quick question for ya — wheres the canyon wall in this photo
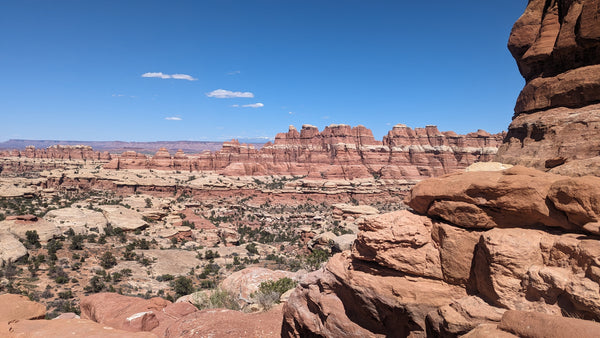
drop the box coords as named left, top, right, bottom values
left=497, top=0, right=600, bottom=174
left=0, top=145, right=111, bottom=161
left=103, top=124, right=504, bottom=180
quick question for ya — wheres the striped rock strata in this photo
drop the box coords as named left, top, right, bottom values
left=105, top=124, right=504, bottom=180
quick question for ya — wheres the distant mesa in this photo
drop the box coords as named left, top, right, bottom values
left=0, top=139, right=265, bottom=154
left=99, top=123, right=504, bottom=180
left=0, top=144, right=111, bottom=161
left=0, top=124, right=504, bottom=180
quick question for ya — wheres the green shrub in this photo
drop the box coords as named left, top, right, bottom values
left=303, top=248, right=330, bottom=271
left=173, top=276, right=194, bottom=298
left=258, top=277, right=297, bottom=296
left=246, top=243, right=258, bottom=255
left=69, top=234, right=85, bottom=250
left=252, top=277, right=297, bottom=309
left=85, top=276, right=105, bottom=293
left=25, top=230, right=41, bottom=248
left=192, top=288, right=240, bottom=311
left=156, top=274, right=175, bottom=282
left=100, top=252, right=117, bottom=269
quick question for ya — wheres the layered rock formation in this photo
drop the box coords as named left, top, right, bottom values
left=282, top=166, right=600, bottom=336
left=104, top=124, right=503, bottom=180
left=497, top=0, right=600, bottom=172
left=0, top=145, right=111, bottom=161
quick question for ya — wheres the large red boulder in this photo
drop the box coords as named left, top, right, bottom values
left=80, top=293, right=197, bottom=335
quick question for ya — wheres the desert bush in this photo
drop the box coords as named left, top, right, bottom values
left=25, top=230, right=41, bottom=248
left=204, top=249, right=220, bottom=259
left=181, top=220, right=195, bottom=229
left=85, top=276, right=105, bottom=293
left=156, top=274, right=175, bottom=282
left=192, top=288, right=240, bottom=311
left=303, top=248, right=330, bottom=271
left=246, top=243, right=259, bottom=255
left=69, top=234, right=85, bottom=250
left=46, top=239, right=63, bottom=262
left=253, top=290, right=280, bottom=310
left=173, top=276, right=194, bottom=298
left=251, top=277, right=297, bottom=310
left=100, top=252, right=117, bottom=269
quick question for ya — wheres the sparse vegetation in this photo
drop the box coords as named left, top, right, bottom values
left=191, top=288, right=240, bottom=311
left=0, top=157, right=407, bottom=317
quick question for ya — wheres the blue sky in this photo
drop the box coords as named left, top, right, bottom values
left=1, top=1, right=526, bottom=142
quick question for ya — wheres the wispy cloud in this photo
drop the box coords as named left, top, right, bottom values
left=142, top=72, right=197, bottom=81
left=288, top=111, right=294, bottom=115
left=243, top=103, right=264, bottom=108
left=165, top=117, right=182, bottom=121
left=232, top=103, right=264, bottom=108
left=206, top=89, right=254, bottom=98
left=112, top=94, right=136, bottom=98
left=227, top=70, right=241, bottom=75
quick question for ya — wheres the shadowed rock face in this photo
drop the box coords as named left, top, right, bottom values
left=498, top=0, right=600, bottom=173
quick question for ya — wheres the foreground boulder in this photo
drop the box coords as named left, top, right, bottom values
left=498, top=310, right=600, bottom=338
left=282, top=166, right=600, bottom=336
left=406, top=165, right=600, bottom=235
left=80, top=292, right=285, bottom=337
left=0, top=293, right=155, bottom=337
left=0, top=294, right=46, bottom=322
left=165, top=304, right=284, bottom=337
left=80, top=293, right=197, bottom=335
left=0, top=318, right=156, bottom=337
left=282, top=252, right=466, bottom=337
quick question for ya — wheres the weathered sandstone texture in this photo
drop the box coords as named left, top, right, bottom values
left=103, top=124, right=503, bottom=180
left=282, top=167, right=600, bottom=337
left=497, top=0, right=600, bottom=172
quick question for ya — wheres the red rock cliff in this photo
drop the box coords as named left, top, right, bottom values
left=498, top=0, right=600, bottom=174
left=104, top=124, right=504, bottom=180
left=0, top=145, right=111, bottom=161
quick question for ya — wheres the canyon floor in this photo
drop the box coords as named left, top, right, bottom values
left=0, top=156, right=409, bottom=320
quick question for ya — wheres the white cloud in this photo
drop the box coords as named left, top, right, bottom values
left=227, top=70, right=241, bottom=75
left=242, top=103, right=264, bottom=108
left=288, top=111, right=294, bottom=115
left=142, top=72, right=197, bottom=81
left=171, top=74, right=196, bottom=81
left=165, top=117, right=182, bottom=121
left=206, top=89, right=254, bottom=98
left=231, top=103, right=264, bottom=108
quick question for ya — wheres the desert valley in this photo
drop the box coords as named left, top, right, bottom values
left=3, top=0, right=600, bottom=337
